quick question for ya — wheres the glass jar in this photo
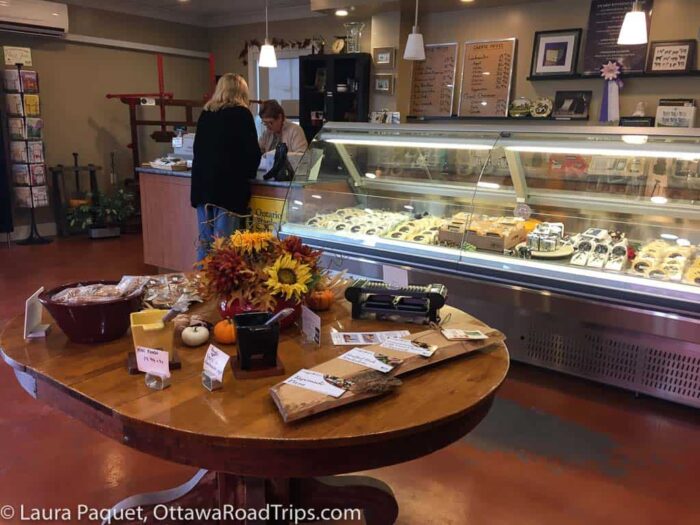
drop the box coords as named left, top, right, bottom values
left=344, top=22, right=365, bottom=53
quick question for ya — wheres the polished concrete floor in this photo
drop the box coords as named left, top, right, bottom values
left=0, top=235, right=698, bottom=524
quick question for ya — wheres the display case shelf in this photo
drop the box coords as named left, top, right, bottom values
left=280, top=122, right=700, bottom=317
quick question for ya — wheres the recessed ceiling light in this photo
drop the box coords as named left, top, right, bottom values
left=335, top=9, right=349, bottom=17
left=461, top=0, right=476, bottom=3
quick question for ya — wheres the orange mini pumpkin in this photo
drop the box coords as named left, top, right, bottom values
left=213, top=319, right=237, bottom=344
left=306, top=289, right=334, bottom=312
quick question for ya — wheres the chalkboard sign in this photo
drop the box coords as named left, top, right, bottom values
left=458, top=38, right=516, bottom=118
left=409, top=43, right=458, bottom=118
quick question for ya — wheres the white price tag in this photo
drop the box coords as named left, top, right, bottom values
left=283, top=369, right=346, bottom=398
left=339, top=348, right=396, bottom=373
left=382, top=264, right=409, bottom=288
left=381, top=338, right=437, bottom=357
left=441, top=329, right=488, bottom=341
left=330, top=330, right=410, bottom=346
left=203, top=344, right=231, bottom=383
left=301, top=305, right=321, bottom=345
left=24, top=287, right=50, bottom=339
left=135, top=346, right=171, bottom=378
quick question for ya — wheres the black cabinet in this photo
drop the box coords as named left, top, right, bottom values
left=299, top=53, right=371, bottom=142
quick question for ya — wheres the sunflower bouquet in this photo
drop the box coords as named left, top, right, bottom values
left=199, top=231, right=323, bottom=315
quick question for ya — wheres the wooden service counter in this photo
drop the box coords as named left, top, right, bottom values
left=135, top=168, right=297, bottom=271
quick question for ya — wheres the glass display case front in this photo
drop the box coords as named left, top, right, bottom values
left=281, top=123, right=700, bottom=315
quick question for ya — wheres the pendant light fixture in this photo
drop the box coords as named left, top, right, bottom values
left=403, top=0, right=425, bottom=61
left=259, top=0, right=277, bottom=68
left=617, top=0, right=648, bottom=45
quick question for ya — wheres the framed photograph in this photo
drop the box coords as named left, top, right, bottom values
left=374, top=73, right=394, bottom=94
left=553, top=90, right=592, bottom=120
left=373, top=47, right=395, bottom=70
left=620, top=116, right=655, bottom=127
left=655, top=106, right=696, bottom=128
left=530, top=29, right=581, bottom=78
left=646, top=40, right=697, bottom=73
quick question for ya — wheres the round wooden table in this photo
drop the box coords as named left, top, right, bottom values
left=1, top=302, right=509, bottom=524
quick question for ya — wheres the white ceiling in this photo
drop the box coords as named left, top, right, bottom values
left=62, top=0, right=562, bottom=28
left=62, top=0, right=319, bottom=27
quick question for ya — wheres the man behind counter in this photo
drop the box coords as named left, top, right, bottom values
left=258, top=100, right=308, bottom=154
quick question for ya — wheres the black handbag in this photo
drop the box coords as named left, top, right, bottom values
left=263, top=142, right=294, bottom=182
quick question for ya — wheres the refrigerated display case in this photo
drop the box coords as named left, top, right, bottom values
left=280, top=123, right=700, bottom=408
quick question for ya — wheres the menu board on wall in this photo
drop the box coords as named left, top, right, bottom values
left=458, top=38, right=516, bottom=118
left=583, top=0, right=653, bottom=75
left=409, top=43, right=458, bottom=118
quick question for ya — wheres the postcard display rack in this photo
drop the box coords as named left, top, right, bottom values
left=4, top=62, right=50, bottom=244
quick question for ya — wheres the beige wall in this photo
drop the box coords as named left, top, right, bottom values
left=4, top=6, right=210, bottom=228
left=66, top=5, right=209, bottom=51
left=370, top=11, right=401, bottom=113
left=418, top=0, right=700, bottom=121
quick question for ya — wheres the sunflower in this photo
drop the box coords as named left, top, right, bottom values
left=229, top=231, right=274, bottom=255
left=264, top=254, right=313, bottom=302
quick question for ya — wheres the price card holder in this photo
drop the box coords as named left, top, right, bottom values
left=202, top=344, right=231, bottom=392
left=24, top=287, right=50, bottom=340
left=382, top=264, right=409, bottom=288
left=135, top=346, right=171, bottom=390
left=301, top=305, right=321, bottom=346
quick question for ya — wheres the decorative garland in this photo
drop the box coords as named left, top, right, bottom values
left=238, top=38, right=313, bottom=66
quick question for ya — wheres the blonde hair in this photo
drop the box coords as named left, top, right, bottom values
left=204, top=73, right=250, bottom=111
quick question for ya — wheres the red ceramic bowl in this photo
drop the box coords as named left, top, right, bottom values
left=39, top=280, right=143, bottom=344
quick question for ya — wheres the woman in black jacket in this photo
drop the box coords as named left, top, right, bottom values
left=191, top=73, right=261, bottom=261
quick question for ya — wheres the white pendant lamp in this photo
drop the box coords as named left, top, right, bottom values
left=618, top=0, right=648, bottom=45
left=259, top=0, right=277, bottom=68
left=403, top=0, right=425, bottom=61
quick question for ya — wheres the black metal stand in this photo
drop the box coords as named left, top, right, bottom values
left=11, top=63, right=52, bottom=245
left=15, top=208, right=51, bottom=245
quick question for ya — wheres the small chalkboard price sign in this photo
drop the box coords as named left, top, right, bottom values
left=458, top=38, right=516, bottom=118
left=409, top=43, right=458, bottom=118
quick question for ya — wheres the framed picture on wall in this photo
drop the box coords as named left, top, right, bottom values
left=373, top=73, right=394, bottom=94
left=646, top=40, right=697, bottom=73
left=373, top=47, right=395, bottom=70
left=530, top=29, right=581, bottom=78
left=552, top=90, right=592, bottom=120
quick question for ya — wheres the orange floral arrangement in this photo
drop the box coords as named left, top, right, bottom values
left=199, top=231, right=322, bottom=312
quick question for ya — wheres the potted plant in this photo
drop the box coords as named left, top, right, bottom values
left=67, top=188, right=135, bottom=239
left=199, top=231, right=323, bottom=328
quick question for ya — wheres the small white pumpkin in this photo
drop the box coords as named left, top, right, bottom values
left=181, top=325, right=209, bottom=347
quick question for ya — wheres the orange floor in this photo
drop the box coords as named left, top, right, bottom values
left=1, top=235, right=699, bottom=524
